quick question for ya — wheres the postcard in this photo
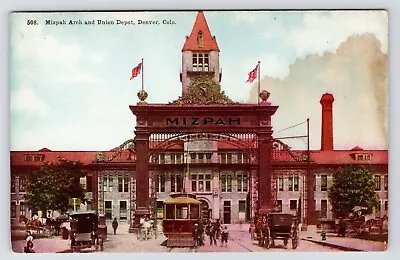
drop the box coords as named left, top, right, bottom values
left=9, top=10, right=388, bottom=253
